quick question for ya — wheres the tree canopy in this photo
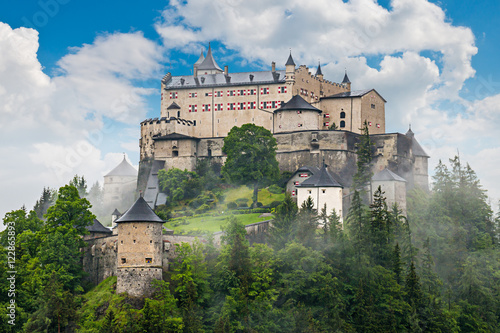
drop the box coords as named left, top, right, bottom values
left=222, top=123, right=279, bottom=206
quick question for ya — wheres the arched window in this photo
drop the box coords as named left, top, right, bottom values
left=340, top=111, right=346, bottom=119
left=340, top=120, right=346, bottom=128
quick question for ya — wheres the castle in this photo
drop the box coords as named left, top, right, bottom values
left=137, top=44, right=428, bottom=209
left=90, top=45, right=429, bottom=296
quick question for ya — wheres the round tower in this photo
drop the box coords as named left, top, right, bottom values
left=274, top=95, right=321, bottom=133
left=115, top=196, right=164, bottom=297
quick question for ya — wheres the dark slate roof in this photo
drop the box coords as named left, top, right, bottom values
left=372, top=169, right=407, bottom=182
left=163, top=70, right=286, bottom=89
left=197, top=44, right=222, bottom=71
left=153, top=133, right=200, bottom=141
left=112, top=209, right=121, bottom=216
left=297, top=165, right=343, bottom=188
left=115, top=197, right=164, bottom=223
left=322, top=89, right=387, bottom=102
left=285, top=52, right=296, bottom=66
left=297, top=166, right=320, bottom=174
left=194, top=51, right=205, bottom=67
left=316, top=63, right=323, bottom=76
left=167, top=101, right=181, bottom=109
left=105, top=157, right=137, bottom=177
left=87, top=219, right=112, bottom=233
left=342, top=71, right=351, bottom=84
left=274, top=95, right=321, bottom=113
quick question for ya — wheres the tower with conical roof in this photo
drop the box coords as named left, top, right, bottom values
left=193, top=50, right=205, bottom=77
left=315, top=62, right=323, bottom=81
left=196, top=43, right=223, bottom=75
left=103, top=155, right=138, bottom=214
left=405, top=126, right=429, bottom=191
left=115, top=196, right=164, bottom=297
left=285, top=51, right=296, bottom=85
left=342, top=70, right=351, bottom=91
left=274, top=95, right=321, bottom=133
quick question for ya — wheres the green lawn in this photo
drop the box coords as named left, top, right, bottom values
left=164, top=212, right=272, bottom=235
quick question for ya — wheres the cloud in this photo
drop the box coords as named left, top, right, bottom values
left=0, top=23, right=160, bottom=219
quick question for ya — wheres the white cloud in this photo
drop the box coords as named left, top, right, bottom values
left=0, top=23, right=160, bottom=219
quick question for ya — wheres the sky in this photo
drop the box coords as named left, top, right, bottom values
left=0, top=0, right=499, bottom=219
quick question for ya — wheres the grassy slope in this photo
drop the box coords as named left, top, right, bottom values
left=165, top=186, right=283, bottom=235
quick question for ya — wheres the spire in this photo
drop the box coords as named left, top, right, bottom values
left=197, top=42, right=222, bottom=71
left=316, top=62, right=323, bottom=76
left=285, top=51, right=296, bottom=66
left=194, top=50, right=205, bottom=67
left=405, top=124, right=414, bottom=138
left=342, top=69, right=351, bottom=84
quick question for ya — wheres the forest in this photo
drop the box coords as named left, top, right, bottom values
left=1, top=123, right=499, bottom=332
left=0, top=155, right=499, bottom=332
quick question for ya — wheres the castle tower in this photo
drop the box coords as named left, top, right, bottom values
left=342, top=70, right=351, bottom=91
left=103, top=156, right=138, bottom=213
left=115, top=196, right=164, bottom=297
left=274, top=95, right=322, bottom=133
left=285, top=51, right=296, bottom=85
left=196, top=43, right=223, bottom=75
left=405, top=126, right=430, bottom=191
left=315, top=62, right=324, bottom=81
left=193, top=50, right=205, bottom=77
left=371, top=168, right=407, bottom=214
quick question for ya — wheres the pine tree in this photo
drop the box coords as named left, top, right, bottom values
left=297, top=196, right=318, bottom=248
left=393, top=243, right=403, bottom=285
left=352, top=120, right=373, bottom=193
left=405, top=261, right=423, bottom=311
left=268, top=192, right=298, bottom=250
left=369, top=186, right=393, bottom=266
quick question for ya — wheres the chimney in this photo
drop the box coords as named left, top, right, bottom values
left=272, top=61, right=276, bottom=72
left=224, top=65, right=228, bottom=76
left=193, top=66, right=198, bottom=77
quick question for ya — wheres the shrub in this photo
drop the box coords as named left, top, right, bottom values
left=226, top=201, right=237, bottom=209
left=235, top=198, right=249, bottom=206
left=256, top=202, right=263, bottom=207
left=195, top=204, right=210, bottom=214
left=269, top=200, right=283, bottom=209
left=268, top=184, right=283, bottom=194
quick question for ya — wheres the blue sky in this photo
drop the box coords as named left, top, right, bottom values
left=1, top=0, right=499, bottom=218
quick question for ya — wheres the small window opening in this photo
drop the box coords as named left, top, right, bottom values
left=121, top=258, right=126, bottom=264
left=322, top=189, right=326, bottom=194
left=145, top=258, right=152, bottom=264
left=340, top=111, right=346, bottom=119
left=172, top=150, right=179, bottom=157
left=340, top=121, right=346, bottom=128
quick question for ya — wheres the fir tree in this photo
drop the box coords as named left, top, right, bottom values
left=268, top=192, right=298, bottom=250
left=352, top=120, right=373, bottom=193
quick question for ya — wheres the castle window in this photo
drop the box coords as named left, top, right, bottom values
left=145, top=258, right=152, bottom=263
left=260, top=87, right=270, bottom=95
left=228, top=90, right=235, bottom=96
left=150, top=240, right=152, bottom=244
left=340, top=112, right=346, bottom=119
left=189, top=92, right=197, bottom=98
left=239, top=102, right=245, bottom=110
left=189, top=105, right=197, bottom=112
left=177, top=111, right=180, bottom=117
left=248, top=89, right=256, bottom=95
left=215, top=103, right=223, bottom=111
left=322, top=189, right=326, bottom=194
left=248, top=102, right=256, bottom=109
left=239, top=89, right=246, bottom=96
left=215, top=91, right=223, bottom=97
left=371, top=104, right=375, bottom=109
left=208, top=149, right=212, bottom=157
left=278, top=86, right=287, bottom=93
left=340, top=121, right=346, bottom=128
left=169, top=92, right=178, bottom=99
left=228, top=103, right=236, bottom=110
left=172, top=150, right=179, bottom=157
left=133, top=240, right=136, bottom=243
left=121, top=240, right=123, bottom=244
left=308, top=190, right=312, bottom=194
left=202, top=104, right=211, bottom=112
left=121, top=258, right=126, bottom=264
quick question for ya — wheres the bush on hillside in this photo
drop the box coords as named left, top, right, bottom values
left=268, top=184, right=283, bottom=194
left=226, top=201, right=237, bottom=210
left=269, top=200, right=283, bottom=209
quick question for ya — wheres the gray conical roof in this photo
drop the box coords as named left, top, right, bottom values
left=86, top=219, right=112, bottom=233
left=285, top=52, right=295, bottom=66
left=194, top=50, right=205, bottom=67
left=405, top=127, right=429, bottom=157
left=274, top=95, right=321, bottom=113
left=372, top=169, right=407, bottom=182
left=105, top=156, right=137, bottom=177
left=197, top=43, right=222, bottom=71
left=115, top=197, right=164, bottom=223
left=297, top=165, right=343, bottom=188
left=342, top=71, right=351, bottom=84
left=316, top=63, right=323, bottom=76
left=112, top=208, right=121, bottom=216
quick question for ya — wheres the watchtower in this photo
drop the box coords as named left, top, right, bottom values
left=115, top=196, right=164, bottom=297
